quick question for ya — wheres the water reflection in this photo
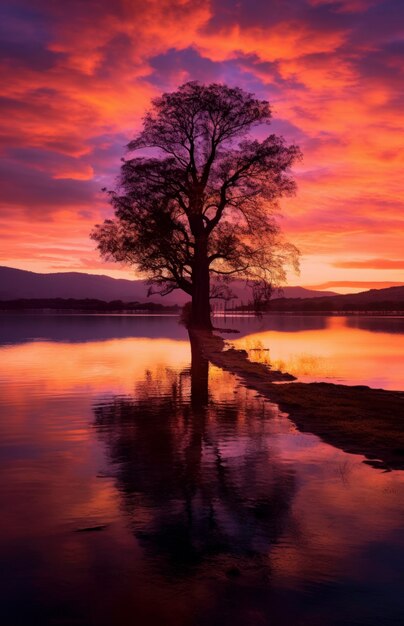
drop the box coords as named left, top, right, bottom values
left=234, top=315, right=404, bottom=389
left=7, top=312, right=403, bottom=348
left=0, top=312, right=188, bottom=345
left=93, top=332, right=295, bottom=580
left=2, top=313, right=402, bottom=389
left=1, top=317, right=404, bottom=625
left=346, top=315, right=404, bottom=334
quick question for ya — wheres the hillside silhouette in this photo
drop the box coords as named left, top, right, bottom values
left=264, top=286, right=404, bottom=312
left=0, top=266, right=336, bottom=304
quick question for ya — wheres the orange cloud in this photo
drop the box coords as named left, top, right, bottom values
left=306, top=281, right=404, bottom=290
left=333, top=259, right=404, bottom=270
left=0, top=0, right=403, bottom=287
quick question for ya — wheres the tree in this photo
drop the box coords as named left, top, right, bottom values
left=91, top=82, right=301, bottom=329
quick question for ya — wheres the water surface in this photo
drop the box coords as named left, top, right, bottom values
left=1, top=314, right=404, bottom=625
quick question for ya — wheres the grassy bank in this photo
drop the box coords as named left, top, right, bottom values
left=195, top=330, right=404, bottom=470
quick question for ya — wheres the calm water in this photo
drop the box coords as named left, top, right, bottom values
left=1, top=314, right=404, bottom=626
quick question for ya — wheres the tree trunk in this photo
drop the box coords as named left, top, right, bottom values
left=190, top=235, right=212, bottom=329
left=188, top=330, right=209, bottom=407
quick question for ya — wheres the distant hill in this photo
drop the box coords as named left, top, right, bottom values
left=0, top=266, right=338, bottom=304
left=267, top=286, right=404, bottom=311
left=0, top=298, right=180, bottom=312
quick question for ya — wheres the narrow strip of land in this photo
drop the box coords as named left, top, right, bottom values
left=194, top=330, right=404, bottom=470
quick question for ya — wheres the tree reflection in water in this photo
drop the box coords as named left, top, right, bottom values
left=93, top=331, right=295, bottom=581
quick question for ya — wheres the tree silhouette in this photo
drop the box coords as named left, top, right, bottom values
left=91, top=82, right=301, bottom=328
left=92, top=335, right=296, bottom=584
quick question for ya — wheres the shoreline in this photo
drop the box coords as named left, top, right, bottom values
left=194, top=330, right=404, bottom=471
left=1, top=308, right=403, bottom=317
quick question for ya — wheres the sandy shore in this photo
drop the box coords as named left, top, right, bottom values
left=193, top=330, right=404, bottom=470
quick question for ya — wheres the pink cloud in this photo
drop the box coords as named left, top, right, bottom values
left=0, top=0, right=403, bottom=287
left=333, top=259, right=404, bottom=270
left=306, top=280, right=404, bottom=290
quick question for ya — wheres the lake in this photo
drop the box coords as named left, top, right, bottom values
left=1, top=313, right=404, bottom=625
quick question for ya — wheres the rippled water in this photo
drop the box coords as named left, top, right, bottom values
left=1, top=314, right=404, bottom=626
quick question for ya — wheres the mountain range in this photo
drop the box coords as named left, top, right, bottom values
left=268, top=285, right=404, bottom=310
left=0, top=266, right=338, bottom=304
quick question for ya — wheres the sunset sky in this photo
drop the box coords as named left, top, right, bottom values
left=1, top=0, right=403, bottom=293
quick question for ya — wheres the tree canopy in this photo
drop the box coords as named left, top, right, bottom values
left=91, top=81, right=301, bottom=328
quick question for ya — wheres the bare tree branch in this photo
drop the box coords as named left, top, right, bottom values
left=91, top=82, right=301, bottom=326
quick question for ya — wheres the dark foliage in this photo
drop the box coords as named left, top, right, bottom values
left=91, top=82, right=301, bottom=327
left=0, top=298, right=179, bottom=312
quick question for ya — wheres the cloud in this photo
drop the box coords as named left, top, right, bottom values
left=308, top=0, right=379, bottom=13
left=306, top=281, right=404, bottom=290
left=0, top=157, right=98, bottom=214
left=0, top=0, right=403, bottom=284
left=332, top=259, right=404, bottom=270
